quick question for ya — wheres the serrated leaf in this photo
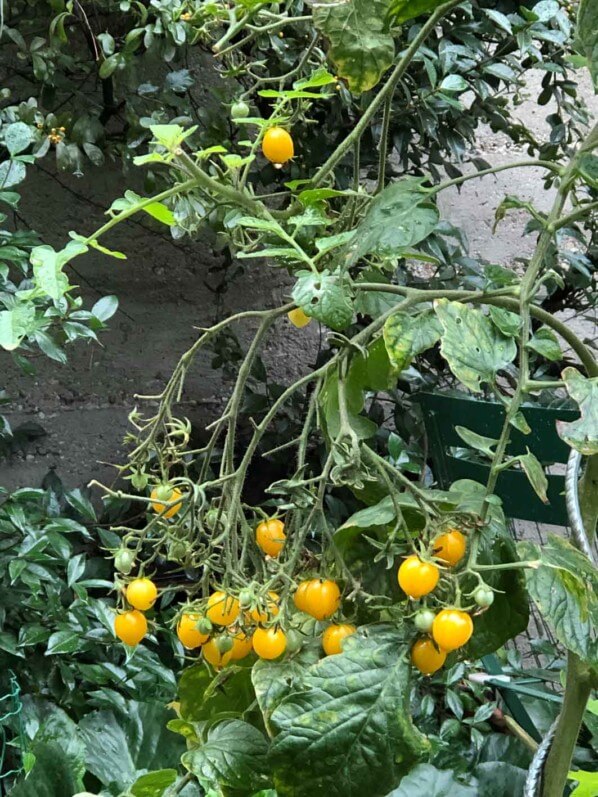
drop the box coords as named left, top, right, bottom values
left=557, top=367, right=598, bottom=455
left=294, top=67, right=337, bottom=89
left=383, top=310, right=442, bottom=371
left=576, top=0, right=598, bottom=90
left=292, top=270, right=353, bottom=331
left=455, top=426, right=498, bottom=458
left=269, top=627, right=428, bottom=797
left=347, top=178, right=438, bottom=264
left=182, top=720, right=271, bottom=792
left=313, top=0, right=395, bottom=94
left=518, top=535, right=598, bottom=666
left=527, top=327, right=562, bottom=361
left=434, top=300, right=517, bottom=391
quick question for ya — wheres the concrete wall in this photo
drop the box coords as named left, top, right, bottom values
left=1, top=71, right=595, bottom=491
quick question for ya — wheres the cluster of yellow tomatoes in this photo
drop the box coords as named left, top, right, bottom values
left=398, top=529, right=483, bottom=676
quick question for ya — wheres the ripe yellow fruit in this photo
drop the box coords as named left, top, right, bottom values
left=177, top=612, right=210, bottom=649
left=114, top=610, right=147, bottom=646
left=202, top=638, right=232, bottom=668
left=433, top=529, right=467, bottom=567
left=126, top=578, right=158, bottom=611
left=411, top=637, right=446, bottom=675
left=322, top=623, right=356, bottom=655
left=252, top=626, right=287, bottom=659
left=262, top=126, right=294, bottom=165
left=230, top=631, right=254, bottom=660
left=287, top=308, right=311, bottom=328
left=150, top=485, right=184, bottom=518
left=206, top=591, right=240, bottom=626
left=256, top=518, right=286, bottom=557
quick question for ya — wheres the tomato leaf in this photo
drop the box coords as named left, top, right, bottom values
left=269, top=626, right=429, bottom=797
left=130, top=769, right=177, bottom=797
left=518, top=535, right=598, bottom=666
left=576, top=0, right=598, bottom=90
left=383, top=310, right=442, bottom=372
left=292, top=269, right=353, bottom=330
left=313, top=0, right=395, bottom=94
left=388, top=0, right=447, bottom=24
left=388, top=762, right=478, bottom=795
left=527, top=327, right=562, bottom=361
left=517, top=449, right=549, bottom=504
left=434, top=300, right=517, bottom=391
left=0, top=304, right=36, bottom=351
left=557, top=367, right=598, bottom=455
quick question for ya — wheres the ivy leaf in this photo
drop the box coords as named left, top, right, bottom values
left=313, top=0, right=395, bottom=94
left=576, top=0, right=598, bottom=90
left=292, top=270, right=353, bottom=330
left=383, top=310, right=442, bottom=371
left=4, top=122, right=34, bottom=155
left=269, top=626, right=429, bottom=797
left=347, top=178, right=438, bottom=264
left=527, top=327, right=562, bottom=361
left=517, top=449, right=549, bottom=503
left=557, top=368, right=598, bottom=455
left=182, top=720, right=271, bottom=793
left=0, top=304, right=36, bottom=351
left=518, top=535, right=598, bottom=666
left=434, top=300, right=517, bottom=391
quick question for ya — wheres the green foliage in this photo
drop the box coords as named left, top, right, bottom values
left=557, top=368, right=598, bottom=455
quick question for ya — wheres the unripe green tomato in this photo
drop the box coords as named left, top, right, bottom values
left=474, top=586, right=495, bottom=607
left=231, top=100, right=250, bottom=119
left=414, top=609, right=435, bottom=633
left=216, top=635, right=234, bottom=654
left=168, top=541, right=187, bottom=562
left=114, top=548, right=135, bottom=575
left=238, top=589, right=253, bottom=608
left=285, top=628, right=302, bottom=654
left=197, top=617, right=213, bottom=635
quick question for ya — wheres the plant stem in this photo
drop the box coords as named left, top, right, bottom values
left=541, top=653, right=593, bottom=797
left=311, top=0, right=462, bottom=187
left=553, top=200, right=598, bottom=230
left=579, top=454, right=598, bottom=541
left=431, top=159, right=561, bottom=195
left=376, top=93, right=392, bottom=194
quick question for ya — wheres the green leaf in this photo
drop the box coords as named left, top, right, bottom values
left=292, top=270, right=353, bottom=331
left=434, top=300, right=517, bottom=391
left=578, top=153, right=598, bottom=186
left=313, top=0, right=395, bottom=94
left=182, top=720, right=271, bottom=793
left=383, top=310, right=442, bottom=372
left=269, top=627, right=429, bottom=797
left=4, top=122, right=34, bottom=154
left=347, top=178, right=438, bottom=264
left=568, top=769, right=598, bottom=797
left=337, top=495, right=397, bottom=531
left=130, top=770, right=178, bottom=797
left=252, top=651, right=320, bottom=736
left=455, top=426, right=498, bottom=458
left=557, top=368, right=598, bottom=455
left=0, top=159, right=26, bottom=188
left=517, top=449, right=549, bottom=503
left=30, top=241, right=88, bottom=301
left=388, top=0, right=445, bottom=24
left=92, top=295, right=119, bottom=322
left=518, top=535, right=598, bottom=666
left=576, top=0, right=598, bottom=90
left=0, top=304, right=36, bottom=350
left=388, top=763, right=477, bottom=795
left=527, top=327, right=562, bottom=361
left=488, top=306, right=520, bottom=337
left=440, top=75, right=469, bottom=92
left=46, top=630, right=81, bottom=655
left=150, top=124, right=197, bottom=151
left=179, top=664, right=255, bottom=723
left=8, top=742, right=84, bottom=797
left=294, top=67, right=337, bottom=89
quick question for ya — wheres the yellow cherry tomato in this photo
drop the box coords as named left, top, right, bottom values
left=256, top=518, right=286, bottom=557
left=206, top=591, right=240, bottom=626
left=150, top=485, right=184, bottom=518
left=303, top=579, right=341, bottom=620
left=230, top=631, right=254, bottom=660
left=433, top=529, right=467, bottom=567
left=252, top=626, right=287, bottom=659
left=114, top=610, right=147, bottom=646
left=322, top=623, right=356, bottom=655
left=126, top=577, right=158, bottom=611
left=288, top=308, right=311, bottom=328
left=397, top=556, right=439, bottom=599
left=293, top=580, right=313, bottom=612
left=177, top=612, right=209, bottom=650
left=249, top=591, right=280, bottom=625
left=262, top=126, right=294, bottom=165
left=432, top=609, right=474, bottom=652
left=411, top=637, right=446, bottom=675
left=202, top=637, right=232, bottom=668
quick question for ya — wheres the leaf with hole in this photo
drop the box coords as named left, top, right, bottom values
left=292, top=270, right=353, bottom=331
left=557, top=368, right=598, bottom=455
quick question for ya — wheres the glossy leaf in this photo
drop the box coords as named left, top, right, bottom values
left=0, top=304, right=36, bottom=351
left=576, top=0, right=598, bottom=89
left=557, top=368, right=598, bottom=455
left=8, top=742, right=84, bottom=797
left=292, top=270, right=353, bottom=330
left=388, top=0, right=445, bottom=24
left=434, top=300, right=517, bottom=391
left=518, top=535, right=598, bottom=666
left=130, top=769, right=178, bottom=797
left=383, top=310, right=442, bottom=371
left=4, top=122, right=34, bottom=155
left=455, top=426, right=498, bottom=458
left=313, top=0, right=395, bottom=94
left=388, top=763, right=477, bottom=795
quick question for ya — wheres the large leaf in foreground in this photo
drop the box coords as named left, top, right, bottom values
left=269, top=626, right=429, bottom=797
left=8, top=742, right=83, bottom=797
left=576, top=0, right=598, bottom=90
left=383, top=310, right=442, bottom=371
left=435, top=300, right=516, bottom=391
left=313, top=0, right=395, bottom=94
left=557, top=367, right=598, bottom=455
left=388, top=762, right=477, bottom=795
left=518, top=535, right=598, bottom=666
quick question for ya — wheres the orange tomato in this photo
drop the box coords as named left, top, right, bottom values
left=256, top=519, right=286, bottom=557
left=206, top=591, right=240, bottom=626
left=288, top=308, right=311, bottom=328
left=411, top=637, right=446, bottom=675
left=303, top=579, right=341, bottom=620
left=432, top=609, right=474, bottom=651
left=150, top=484, right=184, bottom=518
left=202, top=637, right=232, bottom=668
left=322, top=623, right=356, bottom=655
left=248, top=591, right=280, bottom=624
left=293, top=580, right=313, bottom=612
left=126, top=577, right=158, bottom=611
left=177, top=612, right=209, bottom=650
left=252, top=627, right=287, bottom=659
left=433, top=529, right=467, bottom=567
left=230, top=631, right=254, bottom=660
left=397, top=556, right=439, bottom=599
left=114, top=610, right=147, bottom=646
left=262, top=126, right=294, bottom=165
